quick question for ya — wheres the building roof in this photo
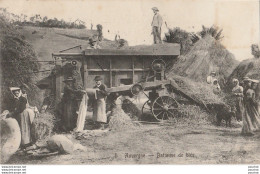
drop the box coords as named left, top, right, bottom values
left=53, top=43, right=180, bottom=56
left=84, top=43, right=180, bottom=55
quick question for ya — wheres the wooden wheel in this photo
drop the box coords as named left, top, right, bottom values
left=152, top=96, right=179, bottom=121
left=142, top=100, right=152, bottom=115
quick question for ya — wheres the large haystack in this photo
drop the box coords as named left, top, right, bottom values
left=168, top=35, right=239, bottom=82
left=228, top=58, right=260, bottom=82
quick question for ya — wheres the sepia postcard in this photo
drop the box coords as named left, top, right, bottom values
left=0, top=0, right=260, bottom=166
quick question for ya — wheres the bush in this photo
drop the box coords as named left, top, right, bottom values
left=0, top=15, right=42, bottom=110
left=199, top=25, right=223, bottom=40
left=164, top=27, right=194, bottom=55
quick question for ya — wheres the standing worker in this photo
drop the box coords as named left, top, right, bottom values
left=62, top=77, right=85, bottom=132
left=93, top=76, right=108, bottom=130
left=151, top=7, right=163, bottom=44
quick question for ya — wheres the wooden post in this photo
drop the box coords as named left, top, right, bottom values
left=132, top=57, right=135, bottom=84
left=83, top=56, right=88, bottom=88
left=109, top=58, right=112, bottom=87
left=55, top=56, right=63, bottom=106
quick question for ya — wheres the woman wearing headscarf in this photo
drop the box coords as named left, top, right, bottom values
left=241, top=79, right=260, bottom=135
left=8, top=87, right=33, bottom=148
left=93, top=76, right=108, bottom=129
left=231, top=79, right=244, bottom=121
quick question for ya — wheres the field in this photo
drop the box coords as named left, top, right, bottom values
left=7, top=112, right=260, bottom=165
left=19, top=26, right=96, bottom=61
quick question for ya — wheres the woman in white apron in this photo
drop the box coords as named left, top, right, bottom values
left=93, top=76, right=108, bottom=129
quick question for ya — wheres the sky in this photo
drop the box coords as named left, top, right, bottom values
left=0, top=0, right=259, bottom=61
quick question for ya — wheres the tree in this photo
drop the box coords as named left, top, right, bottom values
left=199, top=25, right=224, bottom=40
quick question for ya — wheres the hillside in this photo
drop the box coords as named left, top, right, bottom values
left=18, top=26, right=97, bottom=61
left=17, top=26, right=97, bottom=79
left=167, top=35, right=239, bottom=82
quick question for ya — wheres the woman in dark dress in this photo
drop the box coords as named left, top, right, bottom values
left=9, top=87, right=32, bottom=148
left=62, top=77, right=85, bottom=131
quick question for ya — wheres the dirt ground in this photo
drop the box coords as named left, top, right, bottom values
left=7, top=119, right=260, bottom=165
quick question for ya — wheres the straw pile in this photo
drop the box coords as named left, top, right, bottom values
left=32, top=112, right=55, bottom=141
left=176, top=105, right=214, bottom=125
left=121, top=98, right=141, bottom=120
left=169, top=75, right=225, bottom=105
left=108, top=105, right=140, bottom=131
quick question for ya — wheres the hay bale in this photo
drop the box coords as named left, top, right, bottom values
left=32, top=112, right=55, bottom=142
left=108, top=105, right=139, bottom=131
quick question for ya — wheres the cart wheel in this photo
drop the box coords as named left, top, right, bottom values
left=142, top=100, right=152, bottom=115
left=152, top=96, right=179, bottom=121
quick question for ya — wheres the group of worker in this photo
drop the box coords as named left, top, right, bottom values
left=62, top=75, right=108, bottom=131
left=231, top=77, right=260, bottom=135
left=207, top=71, right=260, bottom=135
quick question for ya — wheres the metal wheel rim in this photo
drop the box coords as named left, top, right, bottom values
left=142, top=100, right=151, bottom=115
left=152, top=96, right=179, bottom=121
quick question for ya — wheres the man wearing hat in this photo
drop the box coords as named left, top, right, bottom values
left=93, top=76, right=108, bottom=129
left=62, top=77, right=85, bottom=131
left=242, top=77, right=251, bottom=96
left=151, top=7, right=163, bottom=44
left=87, top=36, right=101, bottom=49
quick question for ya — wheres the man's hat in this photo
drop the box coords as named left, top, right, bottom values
left=10, top=87, right=20, bottom=92
left=63, top=77, right=74, bottom=82
left=94, top=76, right=102, bottom=81
left=251, top=79, right=259, bottom=83
left=152, top=7, right=159, bottom=11
left=242, top=76, right=251, bottom=82
left=210, top=71, right=216, bottom=75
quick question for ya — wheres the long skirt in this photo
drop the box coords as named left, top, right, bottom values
left=93, top=98, right=107, bottom=123
left=234, top=96, right=244, bottom=121
left=63, top=100, right=77, bottom=131
left=19, top=110, right=32, bottom=145
left=242, top=102, right=260, bottom=134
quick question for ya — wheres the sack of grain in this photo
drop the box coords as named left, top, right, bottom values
left=0, top=116, right=21, bottom=163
